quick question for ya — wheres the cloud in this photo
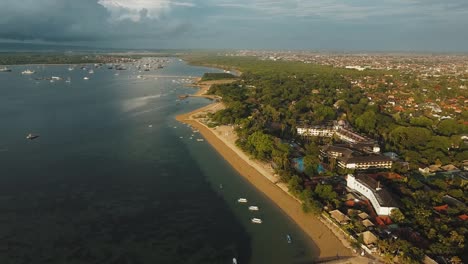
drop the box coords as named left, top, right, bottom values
left=0, top=0, right=194, bottom=43
left=0, top=0, right=466, bottom=51
left=209, top=0, right=468, bottom=22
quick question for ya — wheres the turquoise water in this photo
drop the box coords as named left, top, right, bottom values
left=0, top=59, right=317, bottom=263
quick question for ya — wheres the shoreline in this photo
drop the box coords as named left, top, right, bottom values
left=176, top=80, right=367, bottom=262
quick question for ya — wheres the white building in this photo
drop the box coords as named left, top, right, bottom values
left=346, top=174, right=398, bottom=216
left=339, top=156, right=393, bottom=170
left=297, top=123, right=377, bottom=148
left=297, top=126, right=335, bottom=137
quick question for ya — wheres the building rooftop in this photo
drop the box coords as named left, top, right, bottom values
left=322, top=145, right=354, bottom=157
left=355, top=174, right=400, bottom=208
left=342, top=155, right=393, bottom=164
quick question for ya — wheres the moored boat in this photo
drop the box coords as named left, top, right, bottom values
left=248, top=206, right=259, bottom=211
left=21, top=69, right=35, bottom=75
left=287, top=234, right=292, bottom=244
left=251, top=218, right=262, bottom=224
left=238, top=198, right=248, bottom=203
left=0, top=67, right=12, bottom=72
left=26, top=133, right=39, bottom=140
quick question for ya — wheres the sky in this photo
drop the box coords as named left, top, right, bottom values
left=0, top=0, right=467, bottom=52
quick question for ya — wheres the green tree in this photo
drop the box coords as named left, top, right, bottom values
left=437, top=119, right=463, bottom=136
left=288, top=175, right=303, bottom=195
left=314, top=184, right=337, bottom=201
left=355, top=110, right=377, bottom=133
left=246, top=131, right=274, bottom=160
left=410, top=116, right=433, bottom=128
left=390, top=208, right=405, bottom=223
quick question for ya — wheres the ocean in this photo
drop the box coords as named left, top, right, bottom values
left=0, top=59, right=317, bottom=263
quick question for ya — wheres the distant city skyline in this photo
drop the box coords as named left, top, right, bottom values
left=1, top=0, right=468, bottom=52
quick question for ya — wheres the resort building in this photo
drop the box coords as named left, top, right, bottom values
left=297, top=121, right=377, bottom=147
left=296, top=126, right=335, bottom=137
left=320, top=145, right=393, bottom=170
left=320, top=145, right=353, bottom=159
left=338, top=156, right=393, bottom=170
left=346, top=174, right=399, bottom=216
left=335, top=127, right=374, bottom=145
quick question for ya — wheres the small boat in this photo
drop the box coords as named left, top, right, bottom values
left=148, top=124, right=153, bottom=128
left=68, top=67, right=74, bottom=71
left=0, top=67, right=12, bottom=72
left=51, top=76, right=61, bottom=80
left=83, top=77, right=89, bottom=80
left=287, top=234, right=292, bottom=244
left=65, top=77, right=71, bottom=83
left=251, top=218, right=262, bottom=224
left=26, top=133, right=39, bottom=140
left=232, top=257, right=237, bottom=264
left=21, top=69, right=35, bottom=75
left=238, top=198, right=248, bottom=203
left=88, top=69, right=94, bottom=74
left=196, top=138, right=204, bottom=142
left=248, top=206, right=259, bottom=211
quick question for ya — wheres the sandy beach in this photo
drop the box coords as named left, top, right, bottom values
left=176, top=80, right=365, bottom=262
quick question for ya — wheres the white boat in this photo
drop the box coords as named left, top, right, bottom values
left=0, top=67, right=12, bottom=72
left=238, top=198, right=247, bottom=203
left=196, top=138, right=204, bottom=142
left=287, top=234, right=292, bottom=244
left=248, top=206, right=259, bottom=211
left=51, top=76, right=61, bottom=80
left=65, top=77, right=71, bottom=83
left=26, top=133, right=39, bottom=140
left=68, top=67, right=74, bottom=71
left=232, top=257, right=237, bottom=264
left=251, top=218, right=262, bottom=224
left=21, top=69, right=35, bottom=75
left=83, top=77, right=89, bottom=80
left=88, top=69, right=94, bottom=74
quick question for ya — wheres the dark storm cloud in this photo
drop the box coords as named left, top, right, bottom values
left=0, top=0, right=190, bottom=42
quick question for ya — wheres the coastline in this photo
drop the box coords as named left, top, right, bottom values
left=176, top=80, right=366, bottom=262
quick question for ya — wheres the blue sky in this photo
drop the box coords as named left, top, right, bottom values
left=1, top=0, right=467, bottom=52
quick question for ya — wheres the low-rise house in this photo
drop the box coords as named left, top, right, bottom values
left=360, top=231, right=378, bottom=246
left=329, top=210, right=351, bottom=225
left=362, top=219, right=375, bottom=228
left=440, top=164, right=459, bottom=172
left=358, top=212, right=370, bottom=220
left=347, top=174, right=399, bottom=216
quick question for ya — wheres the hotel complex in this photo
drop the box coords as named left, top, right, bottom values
left=346, top=174, right=399, bottom=216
